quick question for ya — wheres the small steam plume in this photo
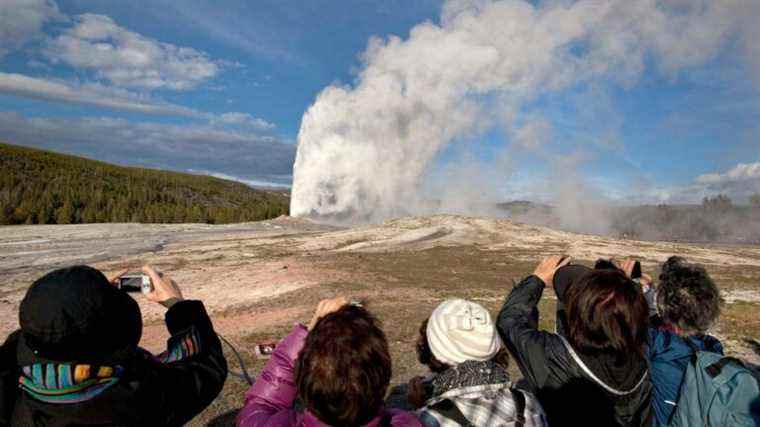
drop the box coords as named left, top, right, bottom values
left=291, top=0, right=758, bottom=225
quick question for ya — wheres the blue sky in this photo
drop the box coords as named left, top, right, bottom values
left=1, top=0, right=758, bottom=203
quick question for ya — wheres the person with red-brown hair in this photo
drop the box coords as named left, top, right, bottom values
left=497, top=256, right=652, bottom=426
left=237, top=297, right=421, bottom=427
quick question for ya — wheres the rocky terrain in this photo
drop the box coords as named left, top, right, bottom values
left=1, top=215, right=759, bottom=425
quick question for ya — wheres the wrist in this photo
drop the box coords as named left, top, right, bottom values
left=160, top=297, right=184, bottom=309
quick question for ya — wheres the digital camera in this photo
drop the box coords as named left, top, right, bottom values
left=117, top=274, right=153, bottom=294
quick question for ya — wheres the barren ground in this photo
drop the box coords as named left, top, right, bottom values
left=1, top=215, right=759, bottom=425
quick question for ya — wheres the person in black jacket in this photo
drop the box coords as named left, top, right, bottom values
left=0, top=265, right=227, bottom=426
left=497, top=256, right=652, bottom=427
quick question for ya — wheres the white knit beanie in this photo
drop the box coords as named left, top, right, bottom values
left=426, top=299, right=502, bottom=366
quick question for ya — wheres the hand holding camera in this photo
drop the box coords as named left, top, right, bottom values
left=142, top=265, right=183, bottom=306
left=109, top=265, right=184, bottom=308
left=615, top=259, right=654, bottom=286
left=533, top=255, right=572, bottom=285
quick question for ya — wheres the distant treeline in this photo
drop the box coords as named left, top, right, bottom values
left=500, top=195, right=760, bottom=244
left=0, top=142, right=289, bottom=225
left=611, top=195, right=760, bottom=244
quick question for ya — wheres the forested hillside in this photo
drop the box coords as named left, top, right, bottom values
left=0, top=142, right=289, bottom=225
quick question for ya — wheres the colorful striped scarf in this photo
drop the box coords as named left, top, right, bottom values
left=20, top=327, right=202, bottom=404
left=19, top=364, right=123, bottom=404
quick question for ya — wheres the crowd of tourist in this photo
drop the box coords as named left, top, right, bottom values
left=1, top=254, right=758, bottom=426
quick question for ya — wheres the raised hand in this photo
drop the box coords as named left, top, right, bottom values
left=106, top=268, right=129, bottom=286
left=308, top=296, right=349, bottom=330
left=142, top=265, right=184, bottom=307
left=533, top=255, right=571, bottom=285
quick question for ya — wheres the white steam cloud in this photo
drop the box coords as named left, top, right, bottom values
left=291, top=0, right=758, bottom=223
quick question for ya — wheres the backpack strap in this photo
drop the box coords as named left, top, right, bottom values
left=428, top=399, right=474, bottom=427
left=680, top=334, right=746, bottom=377
left=682, top=335, right=700, bottom=354
left=558, top=335, right=648, bottom=396
left=511, top=388, right=526, bottom=427
left=705, top=357, right=747, bottom=378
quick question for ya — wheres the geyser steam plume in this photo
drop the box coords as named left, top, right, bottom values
left=291, top=0, right=758, bottom=224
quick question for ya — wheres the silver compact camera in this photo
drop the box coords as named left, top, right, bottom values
left=117, top=274, right=153, bottom=294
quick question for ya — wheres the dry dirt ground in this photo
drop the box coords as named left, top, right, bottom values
left=1, top=215, right=759, bottom=425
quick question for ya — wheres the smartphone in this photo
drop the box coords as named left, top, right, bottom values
left=254, top=343, right=278, bottom=359
left=118, top=274, right=153, bottom=294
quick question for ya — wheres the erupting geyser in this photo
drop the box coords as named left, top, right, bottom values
left=291, top=0, right=759, bottom=224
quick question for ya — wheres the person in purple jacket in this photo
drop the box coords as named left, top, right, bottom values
left=237, top=296, right=422, bottom=427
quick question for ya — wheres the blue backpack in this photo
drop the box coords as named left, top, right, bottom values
left=669, top=340, right=760, bottom=426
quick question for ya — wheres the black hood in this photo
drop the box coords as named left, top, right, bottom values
left=18, top=266, right=142, bottom=365
left=553, top=264, right=592, bottom=304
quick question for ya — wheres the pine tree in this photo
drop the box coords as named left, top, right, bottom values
left=55, top=200, right=74, bottom=224
left=0, top=201, right=10, bottom=225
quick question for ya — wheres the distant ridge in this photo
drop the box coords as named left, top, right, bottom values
left=0, top=142, right=289, bottom=225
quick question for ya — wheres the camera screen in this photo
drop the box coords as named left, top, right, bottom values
left=119, top=276, right=144, bottom=292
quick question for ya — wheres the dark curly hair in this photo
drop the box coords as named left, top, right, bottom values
left=657, top=256, right=721, bottom=334
left=295, top=305, right=391, bottom=427
left=415, top=318, right=450, bottom=374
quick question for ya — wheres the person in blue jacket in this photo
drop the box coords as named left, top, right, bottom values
left=552, top=256, right=724, bottom=426
left=646, top=256, right=723, bottom=427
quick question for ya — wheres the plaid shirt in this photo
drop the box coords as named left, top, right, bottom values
left=417, top=360, right=548, bottom=427
left=419, top=383, right=547, bottom=427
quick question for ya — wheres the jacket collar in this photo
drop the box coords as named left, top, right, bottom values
left=302, top=407, right=392, bottom=427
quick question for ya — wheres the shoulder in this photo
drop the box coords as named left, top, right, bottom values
left=648, top=327, right=678, bottom=355
left=387, top=408, right=424, bottom=426
left=241, top=408, right=302, bottom=427
left=699, top=334, right=724, bottom=354
left=546, top=332, right=578, bottom=365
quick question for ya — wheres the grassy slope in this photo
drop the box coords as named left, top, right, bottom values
left=0, top=142, right=289, bottom=225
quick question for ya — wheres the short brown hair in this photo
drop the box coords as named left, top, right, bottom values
left=566, top=269, right=648, bottom=357
left=295, top=305, right=391, bottom=427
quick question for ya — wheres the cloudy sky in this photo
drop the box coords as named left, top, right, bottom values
left=1, top=0, right=758, bottom=202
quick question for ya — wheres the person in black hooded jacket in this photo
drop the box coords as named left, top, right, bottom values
left=0, top=264, right=227, bottom=426
left=497, top=256, right=652, bottom=427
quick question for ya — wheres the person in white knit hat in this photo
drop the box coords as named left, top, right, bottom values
left=426, top=299, right=502, bottom=366
left=387, top=298, right=547, bottom=427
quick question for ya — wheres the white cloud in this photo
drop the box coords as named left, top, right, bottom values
left=0, top=72, right=277, bottom=132
left=0, top=111, right=295, bottom=184
left=0, top=72, right=199, bottom=116
left=43, top=13, right=219, bottom=90
left=216, top=112, right=276, bottom=131
left=0, top=0, right=62, bottom=58
left=644, top=162, right=760, bottom=204
left=696, top=163, right=760, bottom=184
